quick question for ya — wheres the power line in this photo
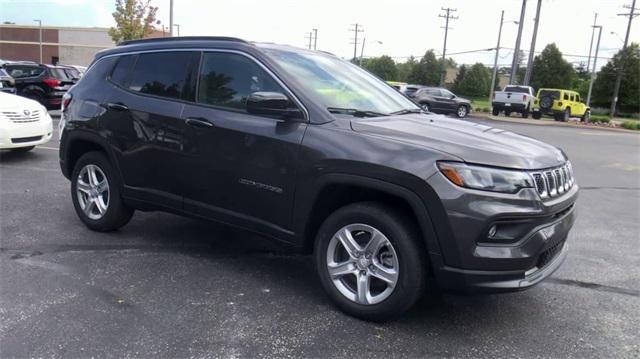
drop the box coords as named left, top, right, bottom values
left=438, top=7, right=458, bottom=86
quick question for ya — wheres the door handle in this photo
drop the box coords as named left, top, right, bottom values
left=185, top=117, right=214, bottom=128
left=107, top=102, right=129, bottom=111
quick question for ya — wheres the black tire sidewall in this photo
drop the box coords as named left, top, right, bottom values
left=70, top=151, right=132, bottom=232
left=314, top=202, right=426, bottom=321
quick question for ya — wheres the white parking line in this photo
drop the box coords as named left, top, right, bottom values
left=36, top=146, right=60, bottom=151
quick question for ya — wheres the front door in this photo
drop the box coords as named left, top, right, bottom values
left=180, top=51, right=307, bottom=231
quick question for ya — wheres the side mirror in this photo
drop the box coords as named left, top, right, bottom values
left=450, top=94, right=456, bottom=99
left=246, top=92, right=304, bottom=120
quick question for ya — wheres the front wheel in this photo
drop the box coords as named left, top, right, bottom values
left=562, top=108, right=571, bottom=122
left=421, top=103, right=430, bottom=112
left=456, top=105, right=468, bottom=118
left=582, top=110, right=590, bottom=123
left=314, top=202, right=427, bottom=321
left=71, top=151, right=134, bottom=232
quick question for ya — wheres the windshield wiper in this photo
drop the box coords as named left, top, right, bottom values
left=327, top=107, right=389, bottom=118
left=389, top=108, right=424, bottom=115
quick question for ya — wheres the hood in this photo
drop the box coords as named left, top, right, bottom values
left=0, top=91, right=43, bottom=110
left=350, top=114, right=567, bottom=169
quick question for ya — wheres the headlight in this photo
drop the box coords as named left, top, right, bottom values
left=438, top=162, right=534, bottom=193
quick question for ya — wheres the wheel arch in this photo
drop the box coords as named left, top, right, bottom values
left=61, top=131, right=119, bottom=181
left=294, top=173, right=442, bottom=258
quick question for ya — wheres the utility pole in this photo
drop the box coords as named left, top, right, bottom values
left=586, top=13, right=598, bottom=71
left=587, top=25, right=602, bottom=108
left=490, top=11, right=505, bottom=100
left=305, top=31, right=313, bottom=49
left=438, top=8, right=458, bottom=86
left=523, top=0, right=542, bottom=85
left=360, top=38, right=366, bottom=65
left=173, top=24, right=180, bottom=36
left=313, top=28, right=318, bottom=50
left=509, top=0, right=527, bottom=85
left=169, top=0, right=174, bottom=36
left=349, top=24, right=364, bottom=62
left=33, top=19, right=42, bottom=64
left=610, top=0, right=638, bottom=118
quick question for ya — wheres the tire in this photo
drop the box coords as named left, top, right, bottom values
left=563, top=108, right=571, bottom=122
left=522, top=107, right=530, bottom=118
left=10, top=146, right=35, bottom=153
left=582, top=110, right=590, bottom=123
left=505, top=111, right=512, bottom=117
left=492, top=107, right=499, bottom=116
left=532, top=111, right=542, bottom=120
left=553, top=113, right=562, bottom=121
left=456, top=105, right=468, bottom=118
left=314, top=202, right=427, bottom=321
left=71, top=151, right=134, bottom=232
left=421, top=103, right=430, bottom=112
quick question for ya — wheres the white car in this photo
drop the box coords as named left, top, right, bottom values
left=0, top=91, right=53, bottom=152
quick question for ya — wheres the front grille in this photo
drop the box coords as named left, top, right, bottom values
left=537, top=239, right=565, bottom=269
left=1, top=109, right=41, bottom=123
left=11, top=135, right=42, bottom=143
left=530, top=163, right=575, bottom=199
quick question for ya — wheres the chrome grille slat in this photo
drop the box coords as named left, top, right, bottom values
left=1, top=109, right=41, bottom=123
left=529, top=163, right=575, bottom=200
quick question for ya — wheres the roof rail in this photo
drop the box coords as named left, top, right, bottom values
left=118, top=36, right=248, bottom=46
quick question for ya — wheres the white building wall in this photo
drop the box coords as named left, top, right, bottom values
left=58, top=28, right=114, bottom=66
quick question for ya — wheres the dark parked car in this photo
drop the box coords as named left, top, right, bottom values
left=412, top=87, right=471, bottom=118
left=0, top=68, right=17, bottom=94
left=3, top=63, right=74, bottom=108
left=59, top=65, right=82, bottom=83
left=402, top=84, right=425, bottom=98
left=59, top=37, right=578, bottom=321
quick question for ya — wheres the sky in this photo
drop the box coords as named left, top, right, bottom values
left=1, top=0, right=638, bottom=69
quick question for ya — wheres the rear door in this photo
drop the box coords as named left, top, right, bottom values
left=180, top=50, right=307, bottom=230
left=438, top=89, right=458, bottom=111
left=100, top=51, right=200, bottom=208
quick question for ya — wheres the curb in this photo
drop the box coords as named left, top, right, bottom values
left=470, top=111, right=639, bottom=134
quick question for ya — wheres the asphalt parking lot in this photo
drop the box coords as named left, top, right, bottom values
left=1, top=112, right=639, bottom=358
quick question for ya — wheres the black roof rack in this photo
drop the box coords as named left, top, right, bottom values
left=118, top=36, right=248, bottom=46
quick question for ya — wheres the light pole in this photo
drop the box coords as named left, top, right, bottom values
left=586, top=25, right=602, bottom=108
left=359, top=39, right=382, bottom=65
left=33, top=19, right=42, bottom=64
left=169, top=0, right=174, bottom=36
left=509, top=0, right=527, bottom=85
left=173, top=24, right=180, bottom=36
left=490, top=12, right=519, bottom=99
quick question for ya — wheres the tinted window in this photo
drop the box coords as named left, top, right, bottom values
left=128, top=51, right=199, bottom=101
left=563, top=93, right=569, bottom=100
left=441, top=89, right=455, bottom=98
left=110, top=55, right=135, bottom=87
left=198, top=52, right=285, bottom=110
left=575, top=94, right=580, bottom=102
left=5, top=65, right=44, bottom=78
left=539, top=90, right=560, bottom=100
left=504, top=86, right=529, bottom=93
left=50, top=68, right=71, bottom=80
left=426, top=88, right=440, bottom=95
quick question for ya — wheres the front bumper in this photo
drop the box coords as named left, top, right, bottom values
left=426, top=169, right=578, bottom=293
left=0, top=115, right=53, bottom=149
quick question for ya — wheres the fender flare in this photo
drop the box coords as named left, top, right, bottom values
left=60, top=130, right=120, bottom=180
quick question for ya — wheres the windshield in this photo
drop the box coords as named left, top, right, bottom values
left=262, top=48, right=419, bottom=115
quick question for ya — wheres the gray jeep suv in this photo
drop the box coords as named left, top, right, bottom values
left=59, top=37, right=577, bottom=321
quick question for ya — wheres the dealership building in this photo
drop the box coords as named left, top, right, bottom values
left=0, top=24, right=164, bottom=66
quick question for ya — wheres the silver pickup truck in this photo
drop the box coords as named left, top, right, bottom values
left=492, top=85, right=535, bottom=118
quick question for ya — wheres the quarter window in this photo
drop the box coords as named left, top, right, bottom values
left=128, top=51, right=199, bottom=101
left=563, top=93, right=569, bottom=100
left=197, top=52, right=286, bottom=110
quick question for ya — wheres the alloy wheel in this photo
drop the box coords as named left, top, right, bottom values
left=76, top=164, right=110, bottom=220
left=457, top=106, right=467, bottom=118
left=326, top=224, right=399, bottom=305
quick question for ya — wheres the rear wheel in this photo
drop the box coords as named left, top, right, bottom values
left=522, top=107, right=530, bottom=118
left=71, top=151, right=134, bottom=232
left=492, top=107, right=500, bottom=116
left=314, top=202, right=427, bottom=321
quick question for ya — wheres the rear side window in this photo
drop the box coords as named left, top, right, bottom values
left=197, top=52, right=285, bottom=110
left=5, top=65, right=44, bottom=78
left=128, top=51, right=199, bottom=101
left=576, top=94, right=581, bottom=102
left=110, top=55, right=135, bottom=87
left=49, top=68, right=71, bottom=80
left=563, top=93, right=569, bottom=100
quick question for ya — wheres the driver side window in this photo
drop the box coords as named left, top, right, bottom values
left=198, top=52, right=285, bottom=110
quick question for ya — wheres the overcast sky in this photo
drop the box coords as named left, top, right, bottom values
left=1, top=0, right=638, bottom=69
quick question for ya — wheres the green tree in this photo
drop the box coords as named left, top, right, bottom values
left=396, top=56, right=417, bottom=83
left=529, top=43, right=576, bottom=91
left=452, top=64, right=467, bottom=93
left=456, top=63, right=491, bottom=97
left=592, top=43, right=640, bottom=113
left=407, top=50, right=440, bottom=85
left=109, top=0, right=160, bottom=44
left=362, top=55, right=398, bottom=81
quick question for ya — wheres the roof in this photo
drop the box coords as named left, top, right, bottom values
left=118, top=36, right=248, bottom=46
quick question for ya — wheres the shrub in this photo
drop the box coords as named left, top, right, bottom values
left=590, top=115, right=610, bottom=123
left=621, top=121, right=640, bottom=130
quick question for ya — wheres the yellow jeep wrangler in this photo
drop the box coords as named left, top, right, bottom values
left=532, top=88, right=590, bottom=122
